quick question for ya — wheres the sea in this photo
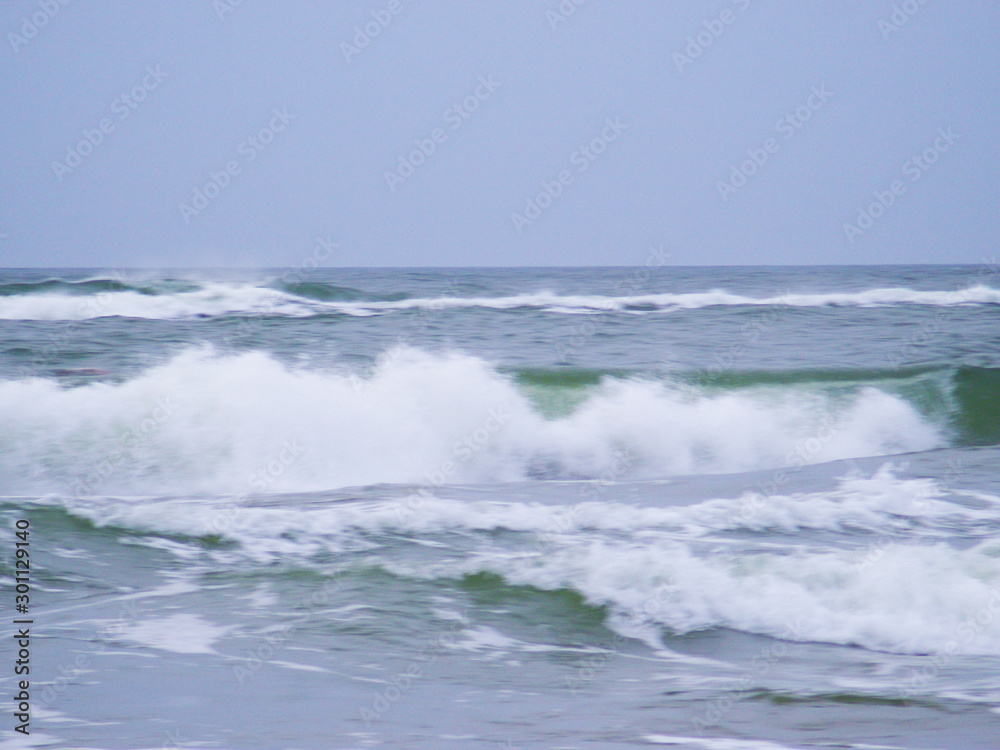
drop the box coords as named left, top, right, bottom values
left=2, top=264, right=1000, bottom=750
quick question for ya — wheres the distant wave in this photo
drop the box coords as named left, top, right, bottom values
left=276, top=280, right=410, bottom=303
left=0, top=277, right=998, bottom=320
left=0, top=282, right=316, bottom=320
left=0, top=278, right=142, bottom=296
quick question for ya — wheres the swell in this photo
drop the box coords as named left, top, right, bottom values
left=952, top=366, right=1000, bottom=445
left=274, top=280, right=410, bottom=303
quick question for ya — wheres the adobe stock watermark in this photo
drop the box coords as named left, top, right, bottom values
left=341, top=0, right=406, bottom=63
left=673, top=0, right=751, bottom=73
left=7, top=0, right=71, bottom=53
left=843, top=126, right=958, bottom=244
left=554, top=243, right=671, bottom=362
left=159, top=727, right=190, bottom=750
left=38, top=598, right=145, bottom=711
left=52, top=65, right=169, bottom=182
left=565, top=581, right=676, bottom=694
left=717, top=84, right=833, bottom=201
left=531, top=450, right=634, bottom=554
left=393, top=405, right=511, bottom=523
left=69, top=396, right=179, bottom=499
left=345, top=338, right=407, bottom=395
left=692, top=618, right=805, bottom=734
left=178, top=107, right=295, bottom=223
left=16, top=267, right=141, bottom=379
left=247, top=439, right=306, bottom=491
left=359, top=619, right=467, bottom=726
left=343, top=277, right=461, bottom=393
left=384, top=74, right=502, bottom=191
left=190, top=438, right=310, bottom=567
left=703, top=289, right=793, bottom=375
left=898, top=587, right=1000, bottom=699
left=233, top=580, right=342, bottom=685
left=284, top=235, right=339, bottom=284
left=546, top=0, right=588, bottom=30
left=879, top=0, right=930, bottom=40
left=219, top=234, right=339, bottom=353
left=213, top=0, right=246, bottom=22
left=885, top=255, right=998, bottom=367
left=724, top=419, right=853, bottom=531
left=510, top=116, right=627, bottom=233
left=852, top=458, right=960, bottom=574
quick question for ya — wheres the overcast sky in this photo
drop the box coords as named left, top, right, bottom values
left=1, top=1, right=997, bottom=267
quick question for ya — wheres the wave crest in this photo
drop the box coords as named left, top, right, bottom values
left=0, top=347, right=946, bottom=495
left=1, top=281, right=998, bottom=320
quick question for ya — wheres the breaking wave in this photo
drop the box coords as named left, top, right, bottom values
left=0, top=347, right=967, bottom=495
left=0, top=277, right=998, bottom=320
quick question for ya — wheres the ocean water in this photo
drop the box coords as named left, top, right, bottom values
left=2, top=264, right=1000, bottom=749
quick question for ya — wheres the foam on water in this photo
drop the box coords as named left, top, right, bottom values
left=28, top=470, right=1000, bottom=656
left=420, top=538, right=1000, bottom=655
left=0, top=283, right=315, bottom=320
left=119, top=613, right=231, bottom=654
left=0, top=282, right=998, bottom=320
left=37, top=468, right=994, bottom=543
left=0, top=347, right=945, bottom=494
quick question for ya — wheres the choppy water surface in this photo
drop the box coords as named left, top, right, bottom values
left=2, top=265, right=1000, bottom=749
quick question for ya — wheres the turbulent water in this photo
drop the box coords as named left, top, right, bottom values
left=2, top=265, right=1000, bottom=749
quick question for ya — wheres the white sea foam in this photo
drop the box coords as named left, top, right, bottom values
left=0, top=283, right=320, bottom=320
left=0, top=283, right=997, bottom=320
left=31, top=469, right=1000, bottom=656
left=41, top=468, right=991, bottom=544
left=387, top=535, right=1000, bottom=656
left=0, top=348, right=945, bottom=495
left=119, top=613, right=231, bottom=654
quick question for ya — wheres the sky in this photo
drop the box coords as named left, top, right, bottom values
left=1, top=1, right=998, bottom=267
